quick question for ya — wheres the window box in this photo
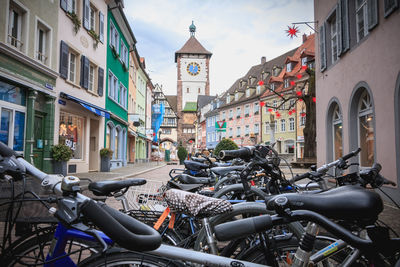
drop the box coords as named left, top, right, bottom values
left=245, top=134, right=249, bottom=137
left=67, top=12, right=81, bottom=34
left=255, top=133, right=259, bottom=135
left=236, top=135, right=240, bottom=137
left=111, top=46, right=119, bottom=58
left=88, top=29, right=100, bottom=48
left=236, top=115, right=241, bottom=119
left=245, top=114, right=249, bottom=117
left=254, top=111, right=259, bottom=115
left=229, top=135, right=233, bottom=138
left=229, top=117, right=233, bottom=121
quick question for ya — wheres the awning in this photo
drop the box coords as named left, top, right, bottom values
left=60, top=92, right=110, bottom=119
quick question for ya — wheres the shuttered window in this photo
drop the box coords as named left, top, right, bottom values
left=83, top=0, right=90, bottom=30
left=340, top=0, right=350, bottom=53
left=98, top=67, right=104, bottom=96
left=80, top=55, right=89, bottom=89
left=384, top=0, right=399, bottom=17
left=319, top=23, right=327, bottom=71
left=99, top=12, right=104, bottom=42
left=367, top=0, right=378, bottom=30
left=59, top=40, right=69, bottom=79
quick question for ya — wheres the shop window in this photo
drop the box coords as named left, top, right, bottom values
left=59, top=112, right=84, bottom=159
left=284, top=140, right=295, bottom=154
left=0, top=81, right=26, bottom=106
left=0, top=108, right=25, bottom=151
left=332, top=104, right=343, bottom=159
left=358, top=91, right=374, bottom=166
left=106, top=124, right=111, bottom=149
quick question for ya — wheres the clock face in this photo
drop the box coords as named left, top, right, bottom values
left=187, top=62, right=200, bottom=76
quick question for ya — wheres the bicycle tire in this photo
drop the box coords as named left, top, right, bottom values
left=193, top=202, right=304, bottom=255
left=3, top=226, right=101, bottom=266
left=79, top=249, right=183, bottom=267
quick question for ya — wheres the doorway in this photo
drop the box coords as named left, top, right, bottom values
left=33, top=113, right=44, bottom=170
left=89, top=119, right=99, bottom=171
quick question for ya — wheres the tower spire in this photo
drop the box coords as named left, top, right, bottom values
left=189, top=20, right=196, bottom=37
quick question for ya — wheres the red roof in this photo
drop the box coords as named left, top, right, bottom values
left=175, top=36, right=212, bottom=62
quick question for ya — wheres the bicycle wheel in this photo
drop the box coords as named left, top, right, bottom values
left=79, top=249, right=183, bottom=267
left=3, top=226, right=101, bottom=266
left=193, top=202, right=304, bottom=257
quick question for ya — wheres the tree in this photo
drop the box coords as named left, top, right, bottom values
left=263, top=68, right=316, bottom=159
left=214, top=138, right=239, bottom=157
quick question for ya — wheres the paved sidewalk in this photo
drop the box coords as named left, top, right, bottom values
left=74, top=161, right=167, bottom=182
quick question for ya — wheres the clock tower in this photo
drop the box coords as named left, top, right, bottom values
left=175, top=21, right=212, bottom=149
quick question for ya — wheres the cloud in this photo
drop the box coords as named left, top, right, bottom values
left=124, top=0, right=314, bottom=96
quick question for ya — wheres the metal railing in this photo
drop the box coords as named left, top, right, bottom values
left=8, top=35, right=23, bottom=49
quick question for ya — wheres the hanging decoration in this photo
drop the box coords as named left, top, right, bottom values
left=258, top=80, right=264, bottom=86
left=296, top=74, right=302, bottom=79
left=296, top=91, right=302, bottom=96
left=312, top=97, right=316, bottom=103
left=290, top=81, right=296, bottom=86
left=268, top=108, right=273, bottom=112
left=286, top=25, right=300, bottom=38
left=302, top=65, right=308, bottom=70
left=288, top=111, right=292, bottom=115
left=260, top=101, right=265, bottom=107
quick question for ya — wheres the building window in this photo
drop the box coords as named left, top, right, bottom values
left=236, top=107, right=241, bottom=118
left=106, top=124, right=111, bottom=149
left=280, top=119, right=286, bottom=132
left=120, top=83, right=127, bottom=108
left=244, top=105, right=250, bottom=116
left=236, top=127, right=241, bottom=137
left=256, top=86, right=261, bottom=94
left=59, top=111, right=84, bottom=159
left=198, top=88, right=201, bottom=93
left=36, top=21, right=50, bottom=65
left=254, top=124, right=259, bottom=134
left=88, top=64, right=95, bottom=92
left=8, top=1, right=27, bottom=51
left=226, top=95, right=230, bottom=103
left=235, top=93, right=239, bottom=101
left=66, top=0, right=76, bottom=13
left=186, top=88, right=189, bottom=93
left=301, top=57, right=307, bottom=66
left=356, top=0, right=368, bottom=42
left=245, top=125, right=249, bottom=136
left=254, top=102, right=259, bottom=114
left=120, top=42, right=128, bottom=68
left=358, top=91, right=374, bottom=167
left=89, top=4, right=96, bottom=31
left=332, top=104, right=343, bottom=159
left=108, top=71, right=119, bottom=102
left=229, top=109, right=233, bottom=119
left=330, top=13, right=338, bottom=63
left=222, top=111, right=226, bottom=121
left=270, top=83, right=275, bottom=91
left=68, top=52, right=77, bottom=83
left=286, top=62, right=292, bottom=72
left=246, top=89, right=250, bottom=97
left=280, top=101, right=286, bottom=110
left=273, top=100, right=277, bottom=109
left=300, top=115, right=306, bottom=126
left=229, top=128, right=233, bottom=137
left=284, top=79, right=289, bottom=88
left=384, top=0, right=399, bottom=17
left=284, top=140, right=295, bottom=154
left=289, top=117, right=295, bottom=131
left=109, top=21, right=119, bottom=50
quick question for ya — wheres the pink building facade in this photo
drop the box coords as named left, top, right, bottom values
left=314, top=0, right=400, bottom=201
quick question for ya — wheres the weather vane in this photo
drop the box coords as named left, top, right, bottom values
left=285, top=21, right=317, bottom=38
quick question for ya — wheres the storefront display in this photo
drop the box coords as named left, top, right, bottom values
left=59, top=111, right=84, bottom=159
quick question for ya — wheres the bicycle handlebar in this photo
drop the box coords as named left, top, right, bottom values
left=219, top=146, right=255, bottom=161
left=81, top=199, right=162, bottom=251
left=0, top=141, right=19, bottom=157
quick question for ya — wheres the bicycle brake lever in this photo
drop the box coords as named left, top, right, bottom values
left=71, top=223, right=108, bottom=252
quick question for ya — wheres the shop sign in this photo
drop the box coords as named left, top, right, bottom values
left=146, top=129, right=153, bottom=135
left=45, top=83, right=53, bottom=90
left=297, top=136, right=304, bottom=141
left=65, top=139, right=77, bottom=150
left=129, top=114, right=140, bottom=126
left=58, top=99, right=66, bottom=105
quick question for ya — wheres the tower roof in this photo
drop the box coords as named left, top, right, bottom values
left=175, top=36, right=212, bottom=62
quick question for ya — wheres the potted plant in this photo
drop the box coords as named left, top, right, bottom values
left=88, top=29, right=100, bottom=48
left=52, top=144, right=73, bottom=176
left=67, top=12, right=81, bottom=34
left=100, top=148, right=113, bottom=172
left=177, top=146, right=188, bottom=165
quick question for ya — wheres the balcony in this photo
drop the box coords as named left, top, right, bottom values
left=8, top=35, right=23, bottom=51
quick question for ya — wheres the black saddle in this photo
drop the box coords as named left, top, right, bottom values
left=89, top=178, right=146, bottom=196
left=267, top=185, right=383, bottom=221
left=191, top=157, right=208, bottom=163
left=184, top=160, right=209, bottom=171
left=176, top=174, right=211, bottom=184
left=211, top=165, right=245, bottom=176
left=167, top=180, right=204, bottom=192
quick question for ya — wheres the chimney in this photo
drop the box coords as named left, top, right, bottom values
left=302, top=34, right=307, bottom=43
left=261, top=56, right=266, bottom=64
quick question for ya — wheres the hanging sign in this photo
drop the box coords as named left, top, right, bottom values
left=215, top=121, right=226, bottom=132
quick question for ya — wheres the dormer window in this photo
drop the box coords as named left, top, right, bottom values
left=284, top=79, right=289, bottom=88
left=270, top=83, right=275, bottom=91
left=250, top=77, right=256, bottom=84
left=256, top=86, right=260, bottom=94
left=286, top=63, right=292, bottom=72
left=226, top=95, right=230, bottom=104
left=217, top=101, right=220, bottom=108
left=235, top=92, right=239, bottom=101
left=246, top=89, right=250, bottom=97
left=301, top=57, right=307, bottom=66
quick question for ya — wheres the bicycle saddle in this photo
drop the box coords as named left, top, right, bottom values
left=267, top=185, right=383, bottom=221
left=184, top=160, right=209, bottom=171
left=211, top=165, right=245, bottom=176
left=164, top=189, right=232, bottom=217
left=176, top=174, right=211, bottom=184
left=89, top=178, right=147, bottom=196
left=167, top=180, right=204, bottom=192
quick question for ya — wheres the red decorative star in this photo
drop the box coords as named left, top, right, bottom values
left=296, top=74, right=302, bottom=79
left=301, top=112, right=306, bottom=117
left=276, top=113, right=281, bottom=118
left=296, top=91, right=302, bottom=96
left=288, top=111, right=292, bottom=115
left=268, top=108, right=273, bottom=112
left=312, top=97, right=316, bottom=103
left=258, top=80, right=264, bottom=86
left=292, top=109, right=296, bottom=113
left=301, top=65, right=308, bottom=70
left=260, top=101, right=265, bottom=107
left=290, top=81, right=296, bottom=86
left=286, top=25, right=300, bottom=38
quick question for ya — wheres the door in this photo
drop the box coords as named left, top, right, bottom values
left=33, top=114, right=44, bottom=170
left=89, top=119, right=99, bottom=171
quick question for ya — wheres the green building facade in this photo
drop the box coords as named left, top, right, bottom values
left=0, top=0, right=58, bottom=173
left=105, top=2, right=136, bottom=169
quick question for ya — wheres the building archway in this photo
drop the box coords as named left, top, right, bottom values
left=348, top=82, right=376, bottom=167
left=326, top=97, right=344, bottom=163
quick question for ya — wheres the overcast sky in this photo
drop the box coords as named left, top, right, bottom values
left=124, top=0, right=314, bottom=96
